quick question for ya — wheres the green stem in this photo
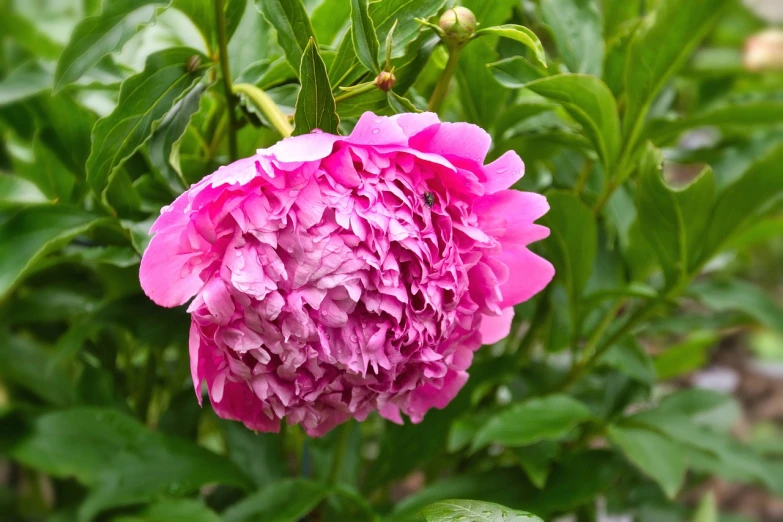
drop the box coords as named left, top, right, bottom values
left=334, top=82, right=377, bottom=104
left=327, top=421, right=352, bottom=485
left=427, top=44, right=463, bottom=114
left=215, top=0, right=238, bottom=161
left=573, top=160, right=593, bottom=197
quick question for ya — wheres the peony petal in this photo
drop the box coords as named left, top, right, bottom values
left=497, top=246, right=555, bottom=307
left=409, top=121, right=492, bottom=165
left=349, top=112, right=408, bottom=146
left=479, top=307, right=515, bottom=345
left=139, top=231, right=205, bottom=307
left=482, top=151, right=525, bottom=193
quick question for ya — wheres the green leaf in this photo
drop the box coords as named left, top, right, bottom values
left=653, top=331, right=718, bottom=380
left=370, top=0, right=446, bottom=59
left=523, top=74, right=620, bottom=170
left=487, top=57, right=545, bottom=90
left=608, top=424, right=687, bottom=499
left=689, top=279, right=783, bottom=333
left=0, top=10, right=62, bottom=60
left=311, top=0, right=352, bottom=45
left=700, top=143, right=783, bottom=264
left=0, top=61, right=53, bottom=106
left=635, top=144, right=715, bottom=286
left=600, top=337, right=656, bottom=385
left=647, top=93, right=783, bottom=144
left=148, top=81, right=208, bottom=193
left=86, top=48, right=205, bottom=205
left=462, top=0, right=520, bottom=27
left=0, top=333, right=72, bottom=406
left=222, top=479, right=330, bottom=522
left=0, top=206, right=105, bottom=300
left=173, top=0, right=245, bottom=48
left=542, top=191, right=598, bottom=300
left=473, top=25, right=547, bottom=68
left=293, top=38, right=339, bottom=135
left=112, top=498, right=221, bottom=522
left=692, top=493, right=717, bottom=522
left=54, top=0, right=171, bottom=92
left=350, top=0, right=380, bottom=73
left=221, top=420, right=287, bottom=489
left=512, top=442, right=559, bottom=489
left=472, top=395, right=593, bottom=450
left=256, top=0, right=316, bottom=76
left=0, top=175, right=50, bottom=207
left=33, top=93, right=98, bottom=179
left=422, top=500, right=542, bottom=522
left=540, top=0, right=603, bottom=76
left=388, top=91, right=420, bottom=113
left=623, top=0, right=730, bottom=150
left=456, top=39, right=506, bottom=129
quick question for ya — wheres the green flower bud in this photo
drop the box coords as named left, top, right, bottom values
left=438, top=7, right=477, bottom=47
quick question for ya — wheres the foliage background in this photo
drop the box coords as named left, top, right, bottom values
left=0, top=0, right=782, bottom=521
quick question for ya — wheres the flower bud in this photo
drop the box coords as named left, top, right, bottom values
left=438, top=7, right=477, bottom=47
left=744, top=29, right=783, bottom=71
left=374, top=70, right=396, bottom=91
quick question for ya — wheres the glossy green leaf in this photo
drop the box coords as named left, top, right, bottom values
left=0, top=10, right=61, bottom=60
left=86, top=48, right=205, bottom=205
left=540, top=0, right=603, bottom=76
left=350, top=0, right=380, bottom=73
left=148, top=81, right=208, bottom=194
left=653, top=331, right=718, bottom=380
left=370, top=0, right=445, bottom=59
left=608, top=424, right=687, bottom=499
left=689, top=279, right=783, bottom=333
left=542, top=191, right=598, bottom=300
left=54, top=0, right=171, bottom=92
left=222, top=479, right=331, bottom=522
left=311, top=0, right=352, bottom=45
left=456, top=39, right=506, bottom=129
left=0, top=206, right=105, bottom=299
left=173, top=0, right=245, bottom=47
left=600, top=337, right=656, bottom=385
left=523, top=74, right=620, bottom=170
left=487, top=57, right=545, bottom=90
left=293, top=38, right=339, bottom=135
left=256, top=0, right=316, bottom=75
left=112, top=498, right=221, bottom=522
left=472, top=395, right=592, bottom=450
left=512, top=442, right=559, bottom=489
left=462, top=0, right=519, bottom=27
left=473, top=25, right=547, bottom=68
left=422, top=500, right=542, bottom=522
left=623, top=0, right=730, bottom=150
left=33, top=93, right=98, bottom=179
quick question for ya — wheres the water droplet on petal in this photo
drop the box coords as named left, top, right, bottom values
left=286, top=246, right=294, bottom=253
left=321, top=310, right=328, bottom=316
left=496, top=167, right=508, bottom=174
left=350, top=334, right=358, bottom=342
left=371, top=128, right=380, bottom=134
left=235, top=250, right=242, bottom=257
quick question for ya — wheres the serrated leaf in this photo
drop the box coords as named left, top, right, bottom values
left=523, top=74, right=620, bottom=170
left=623, top=0, right=731, bottom=150
left=350, top=0, right=380, bottom=73
left=0, top=206, right=106, bottom=299
left=422, top=500, right=542, bottom=522
left=474, top=25, right=547, bottom=68
left=540, top=0, right=603, bottom=76
left=608, top=424, right=687, bottom=499
left=86, top=47, right=205, bottom=206
left=472, top=395, right=593, bottom=450
left=256, top=0, right=316, bottom=76
left=54, top=0, right=171, bottom=92
left=148, top=81, right=208, bottom=193
left=293, top=38, right=339, bottom=135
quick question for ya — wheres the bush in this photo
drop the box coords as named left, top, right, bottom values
left=1, top=0, right=782, bottom=521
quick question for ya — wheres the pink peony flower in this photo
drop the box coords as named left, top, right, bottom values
left=140, top=112, right=554, bottom=436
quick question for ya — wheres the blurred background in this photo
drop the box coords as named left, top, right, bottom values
left=0, top=0, right=782, bottom=521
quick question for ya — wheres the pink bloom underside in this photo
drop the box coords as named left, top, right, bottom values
left=140, top=111, right=554, bottom=436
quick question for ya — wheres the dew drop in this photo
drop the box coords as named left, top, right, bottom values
left=321, top=310, right=328, bottom=316
left=350, top=334, right=358, bottom=342
left=235, top=250, right=242, bottom=257
left=496, top=167, right=508, bottom=174
left=371, top=128, right=380, bottom=134
left=286, top=246, right=294, bottom=253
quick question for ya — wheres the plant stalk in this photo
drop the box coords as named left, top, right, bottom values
left=427, top=44, right=464, bottom=113
left=215, top=0, right=238, bottom=161
left=327, top=421, right=352, bottom=485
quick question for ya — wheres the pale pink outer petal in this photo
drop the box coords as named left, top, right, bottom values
left=409, top=121, right=492, bottom=164
left=139, top=231, right=205, bottom=307
left=497, top=247, right=555, bottom=308
left=480, top=307, right=515, bottom=345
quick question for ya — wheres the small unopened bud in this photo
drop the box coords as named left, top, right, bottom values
left=438, top=7, right=477, bottom=47
left=186, top=55, right=202, bottom=73
left=374, top=70, right=396, bottom=91
left=744, top=29, right=783, bottom=71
